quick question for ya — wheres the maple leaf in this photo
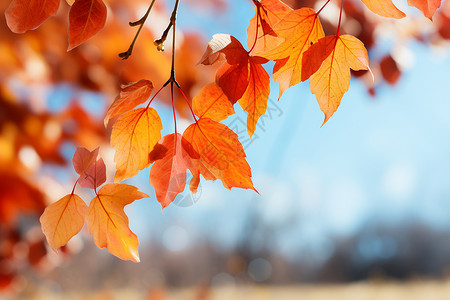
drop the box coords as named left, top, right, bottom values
left=302, top=34, right=371, bottom=125
left=86, top=183, right=148, bottom=262
left=104, top=80, right=154, bottom=127
left=149, top=133, right=199, bottom=209
left=183, top=118, right=255, bottom=191
left=407, top=0, right=441, bottom=19
left=360, top=0, right=406, bottom=18
left=68, top=0, right=107, bottom=50
left=200, top=34, right=271, bottom=137
left=192, top=83, right=235, bottom=122
left=111, top=108, right=163, bottom=182
left=247, top=0, right=292, bottom=55
left=5, top=0, right=60, bottom=33
left=40, top=194, right=88, bottom=251
left=258, top=8, right=324, bottom=98
left=238, top=56, right=271, bottom=137
left=72, top=147, right=106, bottom=189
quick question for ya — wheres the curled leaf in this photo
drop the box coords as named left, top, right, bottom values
left=105, top=80, right=154, bottom=127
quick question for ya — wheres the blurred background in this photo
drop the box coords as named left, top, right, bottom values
left=2, top=0, right=450, bottom=299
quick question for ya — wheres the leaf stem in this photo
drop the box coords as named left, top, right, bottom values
left=119, top=0, right=157, bottom=60
left=336, top=0, right=344, bottom=37
left=316, top=0, right=332, bottom=16
left=71, top=178, right=80, bottom=195
left=248, top=4, right=261, bottom=54
left=171, top=83, right=177, bottom=134
left=146, top=84, right=166, bottom=109
left=177, top=86, right=198, bottom=124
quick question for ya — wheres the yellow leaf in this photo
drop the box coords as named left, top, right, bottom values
left=111, top=108, right=162, bottom=182
left=260, top=8, right=324, bottom=98
left=183, top=118, right=255, bottom=191
left=308, top=35, right=370, bottom=125
left=40, top=194, right=88, bottom=251
left=87, top=183, right=148, bottom=262
left=360, top=0, right=406, bottom=18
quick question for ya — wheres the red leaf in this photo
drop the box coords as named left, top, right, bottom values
left=68, top=0, right=107, bottom=50
left=149, top=133, right=198, bottom=209
left=72, top=147, right=106, bottom=189
left=407, top=0, right=441, bottom=19
left=5, top=0, right=60, bottom=33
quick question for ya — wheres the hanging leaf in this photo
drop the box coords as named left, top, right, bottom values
left=111, top=108, right=163, bottom=182
left=68, top=0, right=107, bottom=50
left=302, top=35, right=371, bottom=125
left=86, top=183, right=148, bottom=262
left=40, top=194, right=88, bottom=251
left=5, top=0, right=60, bottom=33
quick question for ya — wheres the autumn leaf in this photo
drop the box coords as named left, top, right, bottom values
left=216, top=61, right=250, bottom=104
left=86, top=183, right=148, bottom=262
left=238, top=56, right=270, bottom=137
left=104, top=80, right=154, bottom=127
left=407, top=0, right=441, bottom=19
left=5, top=0, right=60, bottom=33
left=199, top=34, right=248, bottom=66
left=111, top=108, right=163, bottom=182
left=360, top=0, right=406, bottom=18
left=72, top=147, right=106, bottom=189
left=200, top=34, right=271, bottom=136
left=68, top=0, right=107, bottom=50
left=302, top=35, right=370, bottom=125
left=40, top=194, right=88, bottom=251
left=192, top=83, right=235, bottom=122
left=183, top=118, right=255, bottom=191
left=258, top=8, right=325, bottom=98
left=149, top=133, right=199, bottom=209
left=247, top=0, right=292, bottom=55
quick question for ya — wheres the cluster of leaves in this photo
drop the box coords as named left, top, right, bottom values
left=3, top=0, right=449, bottom=264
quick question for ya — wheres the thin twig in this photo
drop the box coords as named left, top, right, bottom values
left=119, top=0, right=157, bottom=60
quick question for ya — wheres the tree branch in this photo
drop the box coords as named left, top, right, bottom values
left=119, top=0, right=157, bottom=60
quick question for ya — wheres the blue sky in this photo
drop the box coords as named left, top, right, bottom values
left=118, top=1, right=450, bottom=261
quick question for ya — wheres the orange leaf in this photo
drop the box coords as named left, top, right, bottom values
left=407, top=0, right=441, bottom=19
left=40, top=194, right=88, bottom=251
left=87, top=183, right=148, bottom=262
left=305, top=35, right=370, bottom=125
left=192, top=83, right=235, bottom=122
left=68, top=0, right=107, bottom=50
left=360, top=0, right=406, bottom=18
left=259, top=8, right=325, bottom=98
left=149, top=133, right=199, bottom=209
left=183, top=118, right=255, bottom=191
left=72, top=147, right=106, bottom=189
left=105, top=80, right=154, bottom=127
left=238, top=56, right=271, bottom=137
left=111, top=108, right=163, bottom=182
left=247, top=0, right=292, bottom=55
left=5, top=0, right=60, bottom=33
